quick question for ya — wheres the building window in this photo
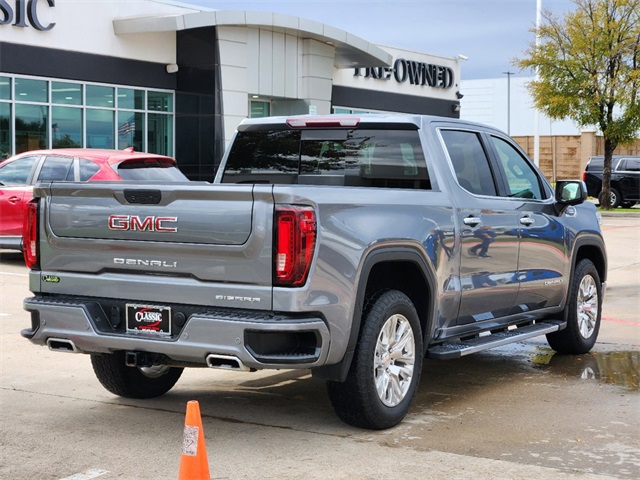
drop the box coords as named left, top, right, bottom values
left=86, top=85, right=115, bottom=108
left=0, top=76, right=11, bottom=101
left=118, top=111, right=144, bottom=151
left=52, top=82, right=82, bottom=105
left=15, top=78, right=47, bottom=103
left=148, top=113, right=173, bottom=156
left=15, top=103, right=48, bottom=152
left=148, top=91, right=173, bottom=112
left=0, top=76, right=11, bottom=158
left=0, top=103, right=11, bottom=159
left=52, top=106, right=82, bottom=148
left=118, top=88, right=145, bottom=110
left=0, top=74, right=174, bottom=158
left=333, top=107, right=381, bottom=115
left=250, top=100, right=270, bottom=118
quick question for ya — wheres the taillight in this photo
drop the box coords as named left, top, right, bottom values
left=23, top=200, right=39, bottom=269
left=274, top=205, right=316, bottom=287
left=582, top=171, right=587, bottom=182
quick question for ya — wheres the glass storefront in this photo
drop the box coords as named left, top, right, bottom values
left=0, top=74, right=174, bottom=160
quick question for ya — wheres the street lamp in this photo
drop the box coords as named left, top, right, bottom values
left=503, top=71, right=514, bottom=135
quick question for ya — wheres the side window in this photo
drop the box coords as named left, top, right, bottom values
left=0, top=155, right=38, bottom=185
left=490, top=136, right=545, bottom=200
left=37, top=156, right=74, bottom=182
left=440, top=130, right=497, bottom=196
left=623, top=158, right=640, bottom=171
left=78, top=158, right=101, bottom=181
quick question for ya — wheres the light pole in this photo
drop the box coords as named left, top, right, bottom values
left=503, top=71, right=514, bottom=135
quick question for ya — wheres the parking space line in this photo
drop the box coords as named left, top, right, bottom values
left=0, top=271, right=29, bottom=277
left=59, top=469, right=109, bottom=480
left=603, top=316, right=640, bottom=325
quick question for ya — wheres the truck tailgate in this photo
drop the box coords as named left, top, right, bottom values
left=33, top=182, right=275, bottom=307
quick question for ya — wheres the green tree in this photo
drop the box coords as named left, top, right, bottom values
left=516, top=0, right=640, bottom=209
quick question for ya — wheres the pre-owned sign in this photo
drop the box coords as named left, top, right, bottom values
left=0, top=0, right=55, bottom=31
left=354, top=58, right=454, bottom=89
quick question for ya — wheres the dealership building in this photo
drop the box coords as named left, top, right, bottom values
left=0, top=0, right=463, bottom=180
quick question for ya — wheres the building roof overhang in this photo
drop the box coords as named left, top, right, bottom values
left=113, top=10, right=392, bottom=68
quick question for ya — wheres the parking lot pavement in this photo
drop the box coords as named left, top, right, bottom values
left=598, top=216, right=640, bottom=345
left=0, top=216, right=638, bottom=480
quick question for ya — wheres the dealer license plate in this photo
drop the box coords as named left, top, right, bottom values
left=126, top=304, right=172, bottom=335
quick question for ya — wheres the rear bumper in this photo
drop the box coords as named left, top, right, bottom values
left=23, top=296, right=331, bottom=370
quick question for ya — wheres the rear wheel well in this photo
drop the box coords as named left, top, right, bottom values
left=363, top=261, right=430, bottom=346
left=574, top=245, right=606, bottom=284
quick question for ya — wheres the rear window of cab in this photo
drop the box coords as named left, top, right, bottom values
left=222, top=128, right=431, bottom=189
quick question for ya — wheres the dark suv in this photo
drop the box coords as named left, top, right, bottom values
left=584, top=155, right=640, bottom=208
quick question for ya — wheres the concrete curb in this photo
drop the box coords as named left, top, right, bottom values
left=599, top=211, right=640, bottom=218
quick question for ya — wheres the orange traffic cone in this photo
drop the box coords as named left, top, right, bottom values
left=178, top=400, right=211, bottom=480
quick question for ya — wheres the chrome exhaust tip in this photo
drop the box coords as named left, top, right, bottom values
left=206, top=354, right=251, bottom=372
left=46, top=338, right=79, bottom=353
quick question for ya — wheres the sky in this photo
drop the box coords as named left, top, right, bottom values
left=181, top=0, right=575, bottom=79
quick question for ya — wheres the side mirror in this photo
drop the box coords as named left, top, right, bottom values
left=555, top=180, right=587, bottom=205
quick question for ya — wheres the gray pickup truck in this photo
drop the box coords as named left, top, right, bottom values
left=22, top=114, right=607, bottom=429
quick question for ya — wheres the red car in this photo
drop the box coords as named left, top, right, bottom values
left=0, top=148, right=188, bottom=250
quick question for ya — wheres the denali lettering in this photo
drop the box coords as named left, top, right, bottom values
left=114, top=258, right=177, bottom=268
left=108, top=215, right=178, bottom=232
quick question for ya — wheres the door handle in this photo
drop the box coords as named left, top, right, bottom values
left=8, top=196, right=21, bottom=205
left=463, top=216, right=481, bottom=227
left=520, top=216, right=535, bottom=226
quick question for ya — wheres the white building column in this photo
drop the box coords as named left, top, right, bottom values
left=217, top=26, right=249, bottom=149
left=299, top=39, right=335, bottom=114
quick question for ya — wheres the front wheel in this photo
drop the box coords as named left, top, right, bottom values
left=546, top=259, right=602, bottom=354
left=327, top=290, right=423, bottom=430
left=91, top=351, right=184, bottom=399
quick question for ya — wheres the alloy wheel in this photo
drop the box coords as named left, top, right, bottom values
left=373, top=314, right=416, bottom=407
left=577, top=274, right=598, bottom=339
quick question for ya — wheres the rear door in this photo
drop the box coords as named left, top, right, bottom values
left=617, top=157, right=640, bottom=203
left=0, top=155, right=40, bottom=237
left=439, top=128, right=521, bottom=325
left=34, top=155, right=75, bottom=182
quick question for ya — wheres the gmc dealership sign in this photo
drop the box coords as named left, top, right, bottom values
left=0, top=0, right=55, bottom=31
left=354, top=58, right=455, bottom=89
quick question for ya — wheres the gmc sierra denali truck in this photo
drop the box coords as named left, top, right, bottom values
left=22, top=115, right=607, bottom=430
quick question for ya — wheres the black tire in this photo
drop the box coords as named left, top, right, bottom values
left=90, top=351, right=183, bottom=399
left=546, top=259, right=602, bottom=354
left=599, top=187, right=621, bottom=208
left=327, top=290, right=423, bottom=430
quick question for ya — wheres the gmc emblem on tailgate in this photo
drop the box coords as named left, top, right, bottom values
left=108, top=215, right=178, bottom=232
